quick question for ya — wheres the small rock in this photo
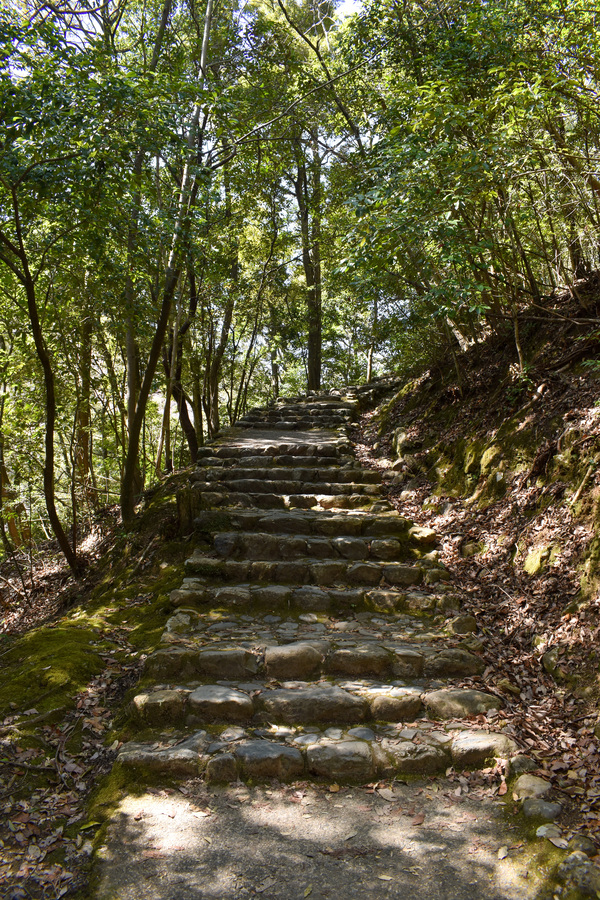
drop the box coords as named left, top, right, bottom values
left=542, top=646, right=566, bottom=680
left=348, top=727, right=376, bottom=740
left=461, top=542, right=481, bottom=558
left=513, top=774, right=551, bottom=800
left=568, top=835, right=597, bottom=858
left=509, top=754, right=538, bottom=775
left=408, top=525, right=437, bottom=546
left=537, top=824, right=562, bottom=839
left=221, top=726, right=246, bottom=741
left=447, top=615, right=477, bottom=635
left=522, top=798, right=562, bottom=820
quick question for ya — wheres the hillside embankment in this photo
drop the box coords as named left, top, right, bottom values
left=352, top=284, right=600, bottom=841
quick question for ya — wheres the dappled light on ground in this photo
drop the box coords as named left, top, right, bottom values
left=96, top=781, right=547, bottom=899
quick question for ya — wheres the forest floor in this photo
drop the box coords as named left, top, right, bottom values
left=1, top=292, right=600, bottom=898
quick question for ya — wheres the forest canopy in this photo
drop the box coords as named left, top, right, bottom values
left=1, top=0, right=599, bottom=568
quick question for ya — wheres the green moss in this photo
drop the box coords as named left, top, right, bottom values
left=473, top=470, right=508, bottom=508
left=524, top=545, right=554, bottom=576
left=463, top=440, right=484, bottom=475
left=480, top=444, right=503, bottom=474
left=0, top=624, right=114, bottom=718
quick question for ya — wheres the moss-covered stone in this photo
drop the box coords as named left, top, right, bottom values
left=524, top=545, right=553, bottom=575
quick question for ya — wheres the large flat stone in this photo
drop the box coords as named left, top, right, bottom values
left=326, top=645, right=392, bottom=677
left=213, top=585, right=252, bottom=606
left=118, top=733, right=209, bottom=777
left=196, top=649, right=259, bottom=678
left=293, top=586, right=332, bottom=609
left=235, top=741, right=304, bottom=780
left=385, top=740, right=449, bottom=775
left=424, top=688, right=500, bottom=719
left=423, top=648, right=484, bottom=677
left=363, top=517, right=411, bottom=537
left=384, top=564, right=422, bottom=585
left=206, top=753, right=238, bottom=782
left=265, top=643, right=325, bottom=679
left=310, top=562, right=347, bottom=583
left=188, top=686, right=254, bottom=722
left=307, top=740, right=374, bottom=780
left=451, top=731, right=518, bottom=766
left=347, top=563, right=382, bottom=585
left=367, top=688, right=423, bottom=721
left=365, top=590, right=406, bottom=612
left=370, top=539, right=402, bottom=561
left=131, top=690, right=187, bottom=724
left=258, top=685, right=368, bottom=724
left=332, top=537, right=368, bottom=560
left=145, top=648, right=198, bottom=679
left=252, top=585, right=293, bottom=604
left=392, top=648, right=424, bottom=677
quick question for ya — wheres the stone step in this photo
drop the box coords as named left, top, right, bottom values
left=184, top=553, right=435, bottom=587
left=235, top=419, right=348, bottom=430
left=194, top=509, right=427, bottom=540
left=192, top=490, right=386, bottom=512
left=145, top=638, right=483, bottom=683
left=194, top=454, right=356, bottom=469
left=211, top=531, right=412, bottom=563
left=118, top=724, right=517, bottom=783
left=170, top=581, right=456, bottom=613
left=237, top=411, right=353, bottom=423
left=191, top=478, right=381, bottom=497
left=273, top=399, right=358, bottom=409
left=239, top=408, right=354, bottom=420
left=131, top=681, right=497, bottom=732
left=192, top=466, right=382, bottom=485
left=197, top=440, right=349, bottom=460
left=248, top=402, right=357, bottom=415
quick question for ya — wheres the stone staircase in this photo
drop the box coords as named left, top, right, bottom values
left=119, top=392, right=518, bottom=785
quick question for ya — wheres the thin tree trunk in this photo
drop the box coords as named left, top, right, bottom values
left=120, top=0, right=214, bottom=522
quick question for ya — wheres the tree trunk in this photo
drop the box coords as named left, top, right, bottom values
left=24, top=274, right=81, bottom=572
left=120, top=0, right=214, bottom=523
left=294, top=133, right=322, bottom=392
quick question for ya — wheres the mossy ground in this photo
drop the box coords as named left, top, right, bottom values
left=0, top=471, right=197, bottom=897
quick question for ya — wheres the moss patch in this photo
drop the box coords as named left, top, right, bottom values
left=0, top=623, right=114, bottom=718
